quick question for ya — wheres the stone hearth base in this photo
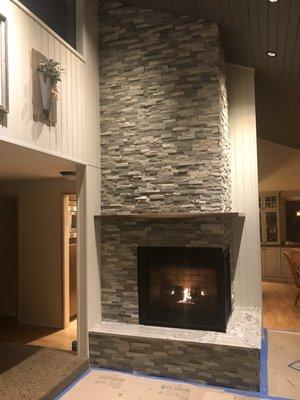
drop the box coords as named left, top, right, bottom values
left=89, top=307, right=261, bottom=391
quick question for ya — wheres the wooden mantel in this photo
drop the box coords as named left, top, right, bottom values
left=94, top=212, right=245, bottom=220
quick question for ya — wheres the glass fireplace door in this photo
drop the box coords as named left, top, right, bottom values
left=137, top=246, right=231, bottom=332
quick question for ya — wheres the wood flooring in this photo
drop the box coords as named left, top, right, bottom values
left=262, top=281, right=300, bottom=331
left=0, top=317, right=77, bottom=351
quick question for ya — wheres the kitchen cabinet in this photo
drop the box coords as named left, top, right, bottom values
left=261, top=250, right=266, bottom=279
left=259, top=192, right=280, bottom=245
left=261, top=247, right=281, bottom=279
left=261, top=246, right=294, bottom=283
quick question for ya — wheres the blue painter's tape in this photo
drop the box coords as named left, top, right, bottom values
left=260, top=328, right=269, bottom=396
left=55, top=330, right=288, bottom=400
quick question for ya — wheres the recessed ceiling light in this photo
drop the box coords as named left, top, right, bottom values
left=60, top=171, right=76, bottom=181
left=267, top=51, right=276, bottom=57
left=269, top=0, right=278, bottom=2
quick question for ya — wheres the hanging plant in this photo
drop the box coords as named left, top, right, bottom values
left=37, top=59, right=63, bottom=118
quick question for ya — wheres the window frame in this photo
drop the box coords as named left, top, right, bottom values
left=11, top=0, right=86, bottom=61
left=0, top=12, right=9, bottom=113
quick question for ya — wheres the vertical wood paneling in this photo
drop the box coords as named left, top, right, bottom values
left=60, top=46, right=68, bottom=156
left=0, top=1, right=87, bottom=163
left=28, top=18, right=40, bottom=144
left=20, top=8, right=30, bottom=138
left=81, top=61, right=87, bottom=163
left=47, top=33, right=56, bottom=152
left=72, top=55, right=78, bottom=159
left=54, top=39, right=62, bottom=154
left=228, top=63, right=262, bottom=308
left=76, top=61, right=83, bottom=161
left=9, top=5, right=22, bottom=142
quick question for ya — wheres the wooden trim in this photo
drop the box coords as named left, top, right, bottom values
left=76, top=164, right=88, bottom=357
left=15, top=198, right=20, bottom=323
left=95, top=212, right=245, bottom=220
left=62, top=195, right=70, bottom=328
left=11, top=0, right=87, bottom=63
left=0, top=12, right=9, bottom=113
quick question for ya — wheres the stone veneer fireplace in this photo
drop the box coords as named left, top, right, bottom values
left=90, top=1, right=261, bottom=393
left=138, top=246, right=231, bottom=332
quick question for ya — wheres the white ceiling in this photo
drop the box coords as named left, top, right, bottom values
left=0, top=140, right=76, bottom=181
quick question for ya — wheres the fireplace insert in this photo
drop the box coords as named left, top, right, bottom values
left=137, top=247, right=231, bottom=332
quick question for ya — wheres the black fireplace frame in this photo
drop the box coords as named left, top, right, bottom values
left=137, top=246, right=231, bottom=332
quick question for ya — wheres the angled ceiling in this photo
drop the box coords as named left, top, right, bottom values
left=115, top=0, right=300, bottom=149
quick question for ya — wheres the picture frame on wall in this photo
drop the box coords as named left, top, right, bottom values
left=0, top=13, right=8, bottom=113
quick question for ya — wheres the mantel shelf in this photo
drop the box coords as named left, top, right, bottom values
left=94, top=212, right=245, bottom=220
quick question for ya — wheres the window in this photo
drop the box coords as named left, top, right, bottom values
left=20, top=0, right=77, bottom=49
left=285, top=201, right=300, bottom=243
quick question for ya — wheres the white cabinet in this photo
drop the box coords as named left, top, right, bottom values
left=261, top=246, right=294, bottom=282
left=259, top=192, right=280, bottom=245
left=261, top=247, right=281, bottom=278
left=261, top=250, right=266, bottom=279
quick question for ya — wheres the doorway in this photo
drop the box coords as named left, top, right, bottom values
left=0, top=198, right=18, bottom=321
left=0, top=179, right=78, bottom=352
left=258, top=140, right=300, bottom=332
left=63, top=194, right=78, bottom=348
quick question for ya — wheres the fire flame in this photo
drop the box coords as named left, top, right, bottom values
left=177, top=287, right=194, bottom=304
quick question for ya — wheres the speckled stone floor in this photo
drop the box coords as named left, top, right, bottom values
left=0, top=342, right=88, bottom=400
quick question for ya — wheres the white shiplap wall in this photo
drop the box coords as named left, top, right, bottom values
left=227, top=63, right=262, bottom=308
left=0, top=0, right=101, bottom=357
left=0, top=0, right=88, bottom=164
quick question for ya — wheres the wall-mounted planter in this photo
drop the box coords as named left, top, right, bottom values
left=34, top=55, right=62, bottom=124
left=38, top=72, right=54, bottom=119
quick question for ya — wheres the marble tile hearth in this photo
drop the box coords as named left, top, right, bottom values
left=91, top=307, right=261, bottom=349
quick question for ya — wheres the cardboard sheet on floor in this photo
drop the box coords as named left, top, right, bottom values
left=268, top=330, right=300, bottom=400
left=59, top=369, right=259, bottom=400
